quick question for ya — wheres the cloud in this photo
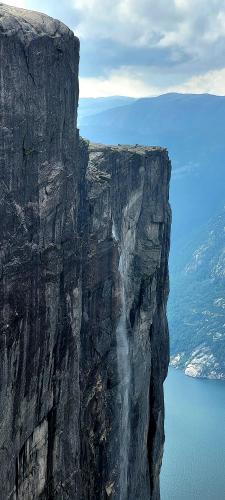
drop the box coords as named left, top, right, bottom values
left=73, top=0, right=225, bottom=56
left=79, top=67, right=159, bottom=97
left=174, top=67, right=225, bottom=95
left=79, top=64, right=225, bottom=98
left=73, top=0, right=182, bottom=47
left=24, top=0, right=225, bottom=96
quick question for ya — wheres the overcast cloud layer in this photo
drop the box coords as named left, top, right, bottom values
left=3, top=0, right=225, bottom=96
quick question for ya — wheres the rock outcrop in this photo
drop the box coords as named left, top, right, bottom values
left=0, top=5, right=171, bottom=500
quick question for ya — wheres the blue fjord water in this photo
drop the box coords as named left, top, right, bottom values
left=161, top=368, right=225, bottom=500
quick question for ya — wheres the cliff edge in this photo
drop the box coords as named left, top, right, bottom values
left=0, top=5, right=171, bottom=499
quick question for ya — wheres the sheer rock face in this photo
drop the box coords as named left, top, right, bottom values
left=79, top=142, right=171, bottom=500
left=0, top=6, right=80, bottom=499
left=0, top=5, right=171, bottom=500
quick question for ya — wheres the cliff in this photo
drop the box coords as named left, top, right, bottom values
left=78, top=93, right=225, bottom=382
left=0, top=5, right=171, bottom=500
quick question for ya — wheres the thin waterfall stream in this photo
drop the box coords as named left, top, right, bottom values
left=113, top=220, right=131, bottom=500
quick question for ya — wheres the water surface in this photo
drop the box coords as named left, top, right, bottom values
left=161, top=368, right=225, bottom=500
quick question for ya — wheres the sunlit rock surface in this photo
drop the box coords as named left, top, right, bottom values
left=0, top=5, right=171, bottom=499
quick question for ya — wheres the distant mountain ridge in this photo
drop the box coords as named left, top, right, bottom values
left=79, top=93, right=225, bottom=379
left=78, top=96, right=135, bottom=119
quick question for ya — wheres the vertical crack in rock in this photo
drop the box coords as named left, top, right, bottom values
left=0, top=5, right=171, bottom=500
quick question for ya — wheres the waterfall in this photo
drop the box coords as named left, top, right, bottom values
left=113, top=219, right=131, bottom=500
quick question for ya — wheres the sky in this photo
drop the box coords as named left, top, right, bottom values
left=3, top=0, right=225, bottom=97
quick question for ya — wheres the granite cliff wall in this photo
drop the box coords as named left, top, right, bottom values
left=0, top=5, right=171, bottom=499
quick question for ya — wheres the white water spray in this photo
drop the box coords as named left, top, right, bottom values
left=113, top=219, right=131, bottom=500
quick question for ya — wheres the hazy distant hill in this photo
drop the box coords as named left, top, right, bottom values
left=78, top=96, right=135, bottom=119
left=78, top=93, right=225, bottom=379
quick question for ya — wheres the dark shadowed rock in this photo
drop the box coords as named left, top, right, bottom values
left=0, top=5, right=171, bottom=499
left=79, top=142, right=171, bottom=500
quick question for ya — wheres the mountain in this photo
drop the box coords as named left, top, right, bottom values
left=170, top=207, right=225, bottom=379
left=78, top=93, right=225, bottom=379
left=78, top=96, right=135, bottom=119
left=0, top=6, right=171, bottom=499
